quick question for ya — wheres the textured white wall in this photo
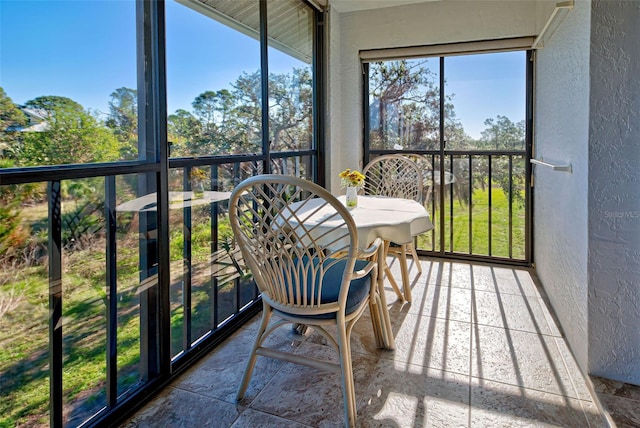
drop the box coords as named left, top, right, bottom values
left=533, top=1, right=591, bottom=370
left=588, top=0, right=640, bottom=385
left=326, top=6, right=342, bottom=189
left=327, top=0, right=539, bottom=193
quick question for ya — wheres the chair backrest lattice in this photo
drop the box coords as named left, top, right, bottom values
left=229, top=175, right=360, bottom=317
left=363, top=154, right=424, bottom=202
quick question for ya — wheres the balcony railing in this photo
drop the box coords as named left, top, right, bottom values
left=371, top=150, right=530, bottom=264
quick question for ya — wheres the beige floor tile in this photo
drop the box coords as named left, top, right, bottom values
left=358, top=362, right=470, bottom=428
left=393, top=282, right=472, bottom=323
left=470, top=378, right=598, bottom=427
left=470, top=265, right=542, bottom=297
left=387, top=313, right=471, bottom=375
left=231, top=408, right=313, bottom=427
left=597, top=393, right=640, bottom=428
left=388, top=258, right=474, bottom=290
left=249, top=341, right=378, bottom=427
left=553, top=337, right=594, bottom=401
left=472, top=289, right=561, bottom=336
left=123, top=387, right=243, bottom=427
left=471, top=325, right=577, bottom=398
left=175, top=321, right=305, bottom=404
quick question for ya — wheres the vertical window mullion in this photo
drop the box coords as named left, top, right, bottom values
left=48, top=180, right=63, bottom=428
left=469, top=155, right=473, bottom=254
left=136, top=0, right=170, bottom=378
left=363, top=62, right=371, bottom=167
left=439, top=57, right=446, bottom=254
left=183, top=167, right=193, bottom=351
left=509, top=156, right=513, bottom=259
left=105, top=175, right=118, bottom=407
left=260, top=0, right=270, bottom=174
left=313, top=8, right=325, bottom=186
left=488, top=154, right=493, bottom=256
left=211, top=165, right=219, bottom=328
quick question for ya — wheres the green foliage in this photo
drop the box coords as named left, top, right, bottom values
left=268, top=67, right=313, bottom=151
left=0, top=87, right=26, bottom=159
left=478, top=115, right=526, bottom=206
left=419, top=187, right=526, bottom=259
left=59, top=179, right=106, bottom=251
left=168, top=108, right=201, bottom=154
left=0, top=198, right=25, bottom=258
left=20, top=96, right=120, bottom=166
left=105, top=87, right=138, bottom=159
left=0, top=159, right=28, bottom=258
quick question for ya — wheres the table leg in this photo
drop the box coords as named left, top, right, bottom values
left=399, top=244, right=412, bottom=302
left=376, top=244, right=395, bottom=350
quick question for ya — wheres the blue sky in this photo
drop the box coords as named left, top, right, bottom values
left=0, top=0, right=302, bottom=116
left=0, top=0, right=524, bottom=139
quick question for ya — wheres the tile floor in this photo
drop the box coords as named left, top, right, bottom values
left=592, top=376, right=640, bottom=428
left=124, top=258, right=626, bottom=427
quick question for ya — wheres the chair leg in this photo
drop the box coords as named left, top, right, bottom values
left=383, top=240, right=405, bottom=301
left=236, top=304, right=272, bottom=401
left=336, top=317, right=357, bottom=427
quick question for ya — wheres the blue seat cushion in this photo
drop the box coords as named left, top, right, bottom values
left=275, top=257, right=372, bottom=320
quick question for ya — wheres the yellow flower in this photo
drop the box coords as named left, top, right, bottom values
left=339, top=168, right=365, bottom=188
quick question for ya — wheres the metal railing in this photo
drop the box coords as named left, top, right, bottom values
left=0, top=152, right=314, bottom=427
left=370, top=150, right=530, bottom=264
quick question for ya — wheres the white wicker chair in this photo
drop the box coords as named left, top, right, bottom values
left=230, top=174, right=382, bottom=427
left=363, top=154, right=424, bottom=302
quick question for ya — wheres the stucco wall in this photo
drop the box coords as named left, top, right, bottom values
left=588, top=0, right=640, bottom=384
left=327, top=0, right=540, bottom=192
left=533, top=1, right=591, bottom=371
left=326, top=6, right=341, bottom=188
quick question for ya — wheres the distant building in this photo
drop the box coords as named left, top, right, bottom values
left=6, top=107, right=50, bottom=132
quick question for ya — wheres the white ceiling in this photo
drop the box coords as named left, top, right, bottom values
left=329, top=0, right=438, bottom=13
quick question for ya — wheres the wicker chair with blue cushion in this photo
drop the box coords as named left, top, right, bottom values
left=230, top=174, right=382, bottom=427
left=363, top=154, right=424, bottom=302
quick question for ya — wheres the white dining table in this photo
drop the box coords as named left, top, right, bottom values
left=282, top=195, right=434, bottom=350
left=116, top=191, right=231, bottom=212
left=337, top=195, right=433, bottom=248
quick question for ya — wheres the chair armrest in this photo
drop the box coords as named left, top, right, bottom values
left=352, top=259, right=377, bottom=280
left=352, top=238, right=382, bottom=280
left=357, top=237, right=382, bottom=260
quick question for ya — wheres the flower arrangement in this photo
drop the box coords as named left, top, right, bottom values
left=338, top=168, right=365, bottom=188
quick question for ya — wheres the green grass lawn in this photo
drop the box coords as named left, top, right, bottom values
left=0, top=208, right=240, bottom=427
left=418, top=187, right=526, bottom=260
left=0, top=239, right=144, bottom=427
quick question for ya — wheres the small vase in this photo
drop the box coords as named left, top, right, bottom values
left=345, top=186, right=358, bottom=210
left=193, top=183, right=205, bottom=199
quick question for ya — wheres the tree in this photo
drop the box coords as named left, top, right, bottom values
left=188, top=89, right=246, bottom=156
left=0, top=87, right=27, bottom=159
left=369, top=60, right=462, bottom=151
left=232, top=71, right=263, bottom=154
left=268, top=67, right=313, bottom=152
left=167, top=109, right=201, bottom=155
left=105, top=87, right=138, bottom=159
left=479, top=115, right=525, bottom=151
left=20, top=96, right=120, bottom=166
left=479, top=115, right=526, bottom=205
